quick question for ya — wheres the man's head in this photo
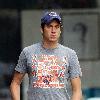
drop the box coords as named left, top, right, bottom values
left=41, top=11, right=62, bottom=42
left=41, top=12, right=62, bottom=29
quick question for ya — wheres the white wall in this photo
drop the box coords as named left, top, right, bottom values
left=21, top=10, right=42, bottom=47
left=80, top=60, right=100, bottom=88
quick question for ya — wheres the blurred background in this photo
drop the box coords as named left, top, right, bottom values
left=0, top=0, right=100, bottom=100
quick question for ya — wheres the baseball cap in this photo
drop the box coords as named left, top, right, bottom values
left=41, top=11, right=62, bottom=25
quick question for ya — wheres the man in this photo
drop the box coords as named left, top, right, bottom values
left=10, top=11, right=82, bottom=100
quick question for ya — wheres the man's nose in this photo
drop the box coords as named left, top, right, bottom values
left=51, top=27, right=56, bottom=33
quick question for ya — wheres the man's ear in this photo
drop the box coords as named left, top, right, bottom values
left=60, top=30, right=61, bottom=34
left=40, top=28, right=43, bottom=34
left=60, top=30, right=61, bottom=33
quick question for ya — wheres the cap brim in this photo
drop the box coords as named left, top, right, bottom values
left=46, top=17, right=61, bottom=25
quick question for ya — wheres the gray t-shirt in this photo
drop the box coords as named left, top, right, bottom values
left=15, top=42, right=82, bottom=100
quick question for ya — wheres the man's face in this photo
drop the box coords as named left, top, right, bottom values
left=41, top=20, right=61, bottom=42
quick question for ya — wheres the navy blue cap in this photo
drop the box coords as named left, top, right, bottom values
left=41, top=12, right=61, bottom=25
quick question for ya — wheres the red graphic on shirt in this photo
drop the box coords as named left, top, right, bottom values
left=31, top=55, right=67, bottom=88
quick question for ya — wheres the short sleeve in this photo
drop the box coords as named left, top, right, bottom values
left=68, top=50, right=82, bottom=79
left=15, top=48, right=27, bottom=73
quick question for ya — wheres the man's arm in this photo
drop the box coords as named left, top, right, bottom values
left=70, top=76, right=82, bottom=100
left=10, top=71, right=25, bottom=100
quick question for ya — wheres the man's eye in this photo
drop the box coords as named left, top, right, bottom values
left=47, top=25, right=51, bottom=28
left=56, top=26, right=60, bottom=28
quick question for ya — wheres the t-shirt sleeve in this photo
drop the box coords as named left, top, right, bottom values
left=68, top=50, right=82, bottom=79
left=15, top=48, right=27, bottom=73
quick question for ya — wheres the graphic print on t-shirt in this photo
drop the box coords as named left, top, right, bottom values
left=31, top=54, right=68, bottom=88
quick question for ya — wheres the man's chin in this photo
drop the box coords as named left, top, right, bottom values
left=49, top=39, right=58, bottom=42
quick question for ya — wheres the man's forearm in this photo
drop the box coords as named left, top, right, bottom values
left=71, top=90, right=82, bottom=100
left=10, top=82, right=20, bottom=100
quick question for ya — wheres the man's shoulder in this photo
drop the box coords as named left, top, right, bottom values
left=59, top=44, right=77, bottom=59
left=23, top=42, right=40, bottom=52
left=59, top=44, right=75, bottom=53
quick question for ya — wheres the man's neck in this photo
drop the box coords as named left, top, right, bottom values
left=42, top=40, right=58, bottom=49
